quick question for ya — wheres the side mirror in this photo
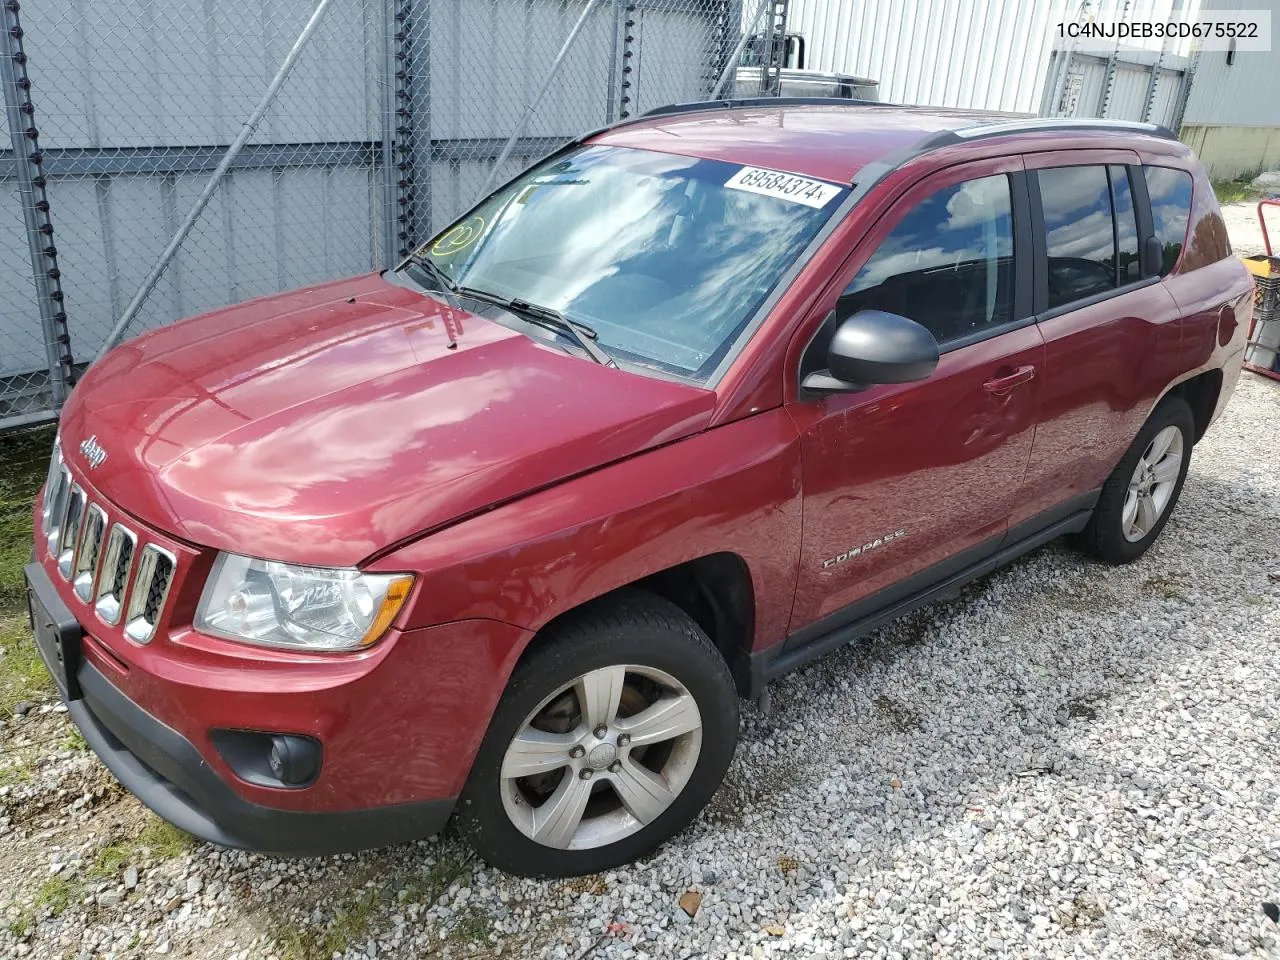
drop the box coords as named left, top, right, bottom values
left=803, top=309, right=940, bottom=394
left=1142, top=235, right=1164, bottom=278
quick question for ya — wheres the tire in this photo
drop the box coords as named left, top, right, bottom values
left=1076, top=396, right=1194, bottom=565
left=454, top=590, right=739, bottom=877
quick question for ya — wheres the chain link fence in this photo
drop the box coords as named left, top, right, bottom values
left=0, top=0, right=746, bottom=433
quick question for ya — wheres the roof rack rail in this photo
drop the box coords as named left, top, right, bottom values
left=640, top=96, right=883, bottom=119
left=916, top=116, right=1178, bottom=149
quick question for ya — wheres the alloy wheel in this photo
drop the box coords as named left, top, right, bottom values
left=499, top=665, right=703, bottom=850
left=1122, top=424, right=1184, bottom=542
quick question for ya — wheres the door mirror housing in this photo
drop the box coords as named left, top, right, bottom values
left=1142, top=235, right=1164, bottom=278
left=803, top=309, right=940, bottom=394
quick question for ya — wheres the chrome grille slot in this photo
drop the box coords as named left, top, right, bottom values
left=44, top=466, right=70, bottom=557
left=73, top=505, right=108, bottom=601
left=39, top=443, right=64, bottom=536
left=94, top=524, right=136, bottom=626
left=123, top=545, right=176, bottom=644
left=56, top=486, right=86, bottom=579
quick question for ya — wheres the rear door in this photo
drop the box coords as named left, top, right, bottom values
left=1014, top=152, right=1184, bottom=530
left=785, top=156, right=1044, bottom=637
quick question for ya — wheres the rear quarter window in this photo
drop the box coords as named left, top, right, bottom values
left=1143, top=166, right=1194, bottom=275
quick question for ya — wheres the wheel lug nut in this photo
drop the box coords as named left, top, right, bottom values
left=569, top=745, right=585, bottom=759
left=608, top=761, right=622, bottom=773
left=617, top=734, right=630, bottom=747
left=579, top=768, right=593, bottom=780
left=593, top=725, right=608, bottom=739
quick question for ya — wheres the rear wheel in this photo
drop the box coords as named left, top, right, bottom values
left=455, top=591, right=739, bottom=877
left=1077, top=396, right=1194, bottom=564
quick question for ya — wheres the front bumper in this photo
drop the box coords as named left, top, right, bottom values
left=70, top=653, right=454, bottom=854
left=24, top=558, right=515, bottom=855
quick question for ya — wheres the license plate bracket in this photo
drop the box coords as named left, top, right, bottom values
left=24, top=562, right=83, bottom=702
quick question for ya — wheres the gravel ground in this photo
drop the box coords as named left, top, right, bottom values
left=3, top=340, right=1280, bottom=959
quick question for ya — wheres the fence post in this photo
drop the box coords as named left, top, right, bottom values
left=1, top=0, right=73, bottom=409
left=711, top=0, right=772, bottom=100
left=606, top=0, right=622, bottom=123
left=1171, top=43, right=1199, bottom=134
left=380, top=0, right=399, bottom=267
left=618, top=3, right=637, bottom=118
left=703, top=0, right=741, bottom=99
left=401, top=0, right=431, bottom=255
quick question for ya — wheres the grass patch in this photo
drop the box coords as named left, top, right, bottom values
left=449, top=909, right=491, bottom=945
left=0, top=426, right=55, bottom=717
left=1213, top=177, right=1255, bottom=205
left=89, top=817, right=196, bottom=879
left=9, top=873, right=83, bottom=935
left=62, top=727, right=88, bottom=752
left=0, top=747, right=36, bottom=787
left=398, top=851, right=470, bottom=904
left=0, top=615, right=52, bottom=717
left=277, top=854, right=471, bottom=960
left=34, top=876, right=76, bottom=916
left=136, top=817, right=196, bottom=857
left=0, top=425, right=54, bottom=613
left=278, top=884, right=384, bottom=960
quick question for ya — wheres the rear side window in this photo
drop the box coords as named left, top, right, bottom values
left=1110, top=165, right=1141, bottom=285
left=1039, top=165, right=1140, bottom=309
left=1144, top=166, right=1194, bottom=275
left=839, top=174, right=1015, bottom=344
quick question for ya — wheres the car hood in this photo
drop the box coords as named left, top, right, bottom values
left=60, top=273, right=715, bottom=566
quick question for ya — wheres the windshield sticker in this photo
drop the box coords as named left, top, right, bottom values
left=430, top=215, right=486, bottom=257
left=723, top=167, right=841, bottom=208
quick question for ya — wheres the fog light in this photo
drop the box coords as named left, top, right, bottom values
left=268, top=734, right=319, bottom=785
left=211, top=729, right=321, bottom=789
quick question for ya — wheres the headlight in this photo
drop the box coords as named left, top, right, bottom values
left=194, top=553, right=413, bottom=652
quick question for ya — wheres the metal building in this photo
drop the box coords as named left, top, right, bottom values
left=775, top=0, right=1280, bottom=175
left=1179, top=0, right=1280, bottom=178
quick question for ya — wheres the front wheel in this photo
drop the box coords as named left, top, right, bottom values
left=455, top=590, right=739, bottom=877
left=1076, top=396, right=1194, bottom=564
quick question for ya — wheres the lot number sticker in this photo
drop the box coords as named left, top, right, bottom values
left=724, top=166, right=841, bottom=208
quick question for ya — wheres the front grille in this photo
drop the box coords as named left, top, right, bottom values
left=42, top=440, right=180, bottom=642
left=42, top=463, right=70, bottom=556
left=123, top=545, right=176, bottom=644
left=94, top=523, right=135, bottom=626
left=55, top=486, right=86, bottom=579
left=72, top=505, right=107, bottom=601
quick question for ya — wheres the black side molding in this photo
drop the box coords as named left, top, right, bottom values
left=743, top=492, right=1100, bottom=698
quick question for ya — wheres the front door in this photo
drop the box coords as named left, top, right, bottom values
left=786, top=157, right=1043, bottom=638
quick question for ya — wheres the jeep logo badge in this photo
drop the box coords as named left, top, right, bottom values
left=79, top=435, right=108, bottom=469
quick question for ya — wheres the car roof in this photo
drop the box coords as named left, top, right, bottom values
left=588, top=100, right=1176, bottom=186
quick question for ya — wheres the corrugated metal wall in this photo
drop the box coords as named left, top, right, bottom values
left=1041, top=50, right=1189, bottom=125
left=1181, top=0, right=1280, bottom=127
left=782, top=0, right=1067, bottom=112
left=779, top=0, right=1200, bottom=114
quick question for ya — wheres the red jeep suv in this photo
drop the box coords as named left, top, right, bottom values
left=26, top=100, right=1252, bottom=877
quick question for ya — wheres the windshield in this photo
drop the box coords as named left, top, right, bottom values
left=410, top=145, right=846, bottom=381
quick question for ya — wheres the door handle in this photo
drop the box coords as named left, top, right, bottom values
left=982, top=365, right=1036, bottom=394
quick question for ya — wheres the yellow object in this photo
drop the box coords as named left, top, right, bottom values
left=1241, top=254, right=1280, bottom=279
left=360, top=575, right=414, bottom=647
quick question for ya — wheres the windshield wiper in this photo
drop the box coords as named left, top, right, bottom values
left=457, top=286, right=617, bottom=368
left=401, top=254, right=458, bottom=296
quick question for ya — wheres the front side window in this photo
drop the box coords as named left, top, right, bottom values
left=1144, top=166, right=1194, bottom=275
left=411, top=146, right=846, bottom=381
left=1039, top=165, right=1118, bottom=309
left=838, top=174, right=1015, bottom=345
